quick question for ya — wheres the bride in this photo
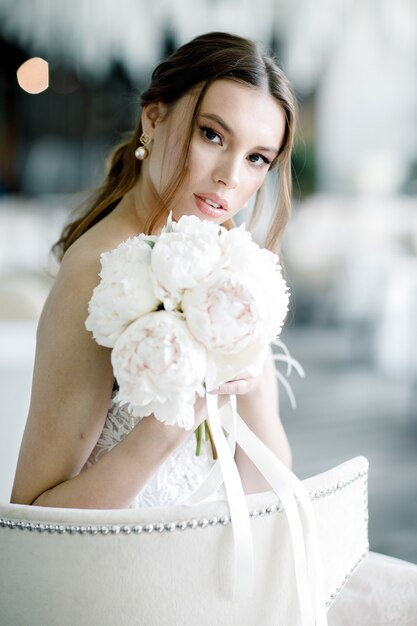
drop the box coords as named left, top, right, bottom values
left=10, top=32, right=417, bottom=624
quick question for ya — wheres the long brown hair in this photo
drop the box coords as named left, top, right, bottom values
left=53, top=32, right=297, bottom=260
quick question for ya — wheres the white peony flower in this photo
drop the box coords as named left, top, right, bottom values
left=111, top=311, right=207, bottom=430
left=221, top=224, right=290, bottom=341
left=182, top=270, right=269, bottom=390
left=151, top=214, right=227, bottom=307
left=85, top=236, right=160, bottom=348
left=171, top=214, right=226, bottom=238
left=182, top=270, right=259, bottom=353
left=85, top=215, right=291, bottom=421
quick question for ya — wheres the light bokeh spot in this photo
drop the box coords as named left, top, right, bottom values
left=17, top=57, right=49, bottom=94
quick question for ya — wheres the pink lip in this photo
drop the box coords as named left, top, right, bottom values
left=194, top=193, right=228, bottom=211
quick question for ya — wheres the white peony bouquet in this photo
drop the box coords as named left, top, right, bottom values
left=85, top=213, right=290, bottom=454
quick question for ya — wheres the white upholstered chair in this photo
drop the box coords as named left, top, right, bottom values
left=0, top=456, right=368, bottom=626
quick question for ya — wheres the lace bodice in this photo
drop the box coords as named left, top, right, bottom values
left=83, top=393, right=225, bottom=508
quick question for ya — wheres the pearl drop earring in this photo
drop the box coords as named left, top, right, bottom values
left=135, top=132, right=152, bottom=160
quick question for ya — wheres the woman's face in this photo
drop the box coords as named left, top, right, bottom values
left=144, top=79, right=286, bottom=224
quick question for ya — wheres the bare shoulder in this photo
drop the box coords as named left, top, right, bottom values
left=40, top=215, right=134, bottom=336
left=34, top=216, right=135, bottom=405
left=32, top=226, right=117, bottom=426
left=53, top=219, right=121, bottom=285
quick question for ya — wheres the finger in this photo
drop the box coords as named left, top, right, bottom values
left=225, top=374, right=255, bottom=384
left=212, top=379, right=250, bottom=395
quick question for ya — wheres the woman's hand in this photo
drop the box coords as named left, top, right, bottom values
left=208, top=372, right=261, bottom=396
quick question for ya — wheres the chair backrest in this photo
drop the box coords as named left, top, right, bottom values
left=0, top=456, right=368, bottom=626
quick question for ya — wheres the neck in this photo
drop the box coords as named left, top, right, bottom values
left=115, top=164, right=167, bottom=235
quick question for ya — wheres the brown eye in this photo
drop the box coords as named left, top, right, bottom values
left=248, top=153, right=271, bottom=166
left=200, top=126, right=222, bottom=144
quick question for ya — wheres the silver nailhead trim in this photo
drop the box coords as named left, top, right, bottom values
left=0, top=470, right=368, bottom=606
left=326, top=470, right=369, bottom=607
left=0, top=469, right=368, bottom=539
left=325, top=550, right=369, bottom=608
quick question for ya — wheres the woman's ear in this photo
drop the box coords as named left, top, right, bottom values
left=141, top=102, right=168, bottom=134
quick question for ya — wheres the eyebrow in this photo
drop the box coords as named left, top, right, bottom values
left=199, top=112, right=279, bottom=155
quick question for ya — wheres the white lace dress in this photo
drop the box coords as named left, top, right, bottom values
left=84, top=394, right=417, bottom=626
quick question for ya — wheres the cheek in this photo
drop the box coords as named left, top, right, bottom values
left=242, top=170, right=267, bottom=197
left=186, top=140, right=214, bottom=178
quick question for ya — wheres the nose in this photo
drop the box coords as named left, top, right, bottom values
left=212, top=153, right=240, bottom=189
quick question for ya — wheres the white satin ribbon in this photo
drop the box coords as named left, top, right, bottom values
left=204, top=393, right=254, bottom=601
left=181, top=394, right=328, bottom=625
left=232, top=409, right=328, bottom=626
left=178, top=402, right=236, bottom=506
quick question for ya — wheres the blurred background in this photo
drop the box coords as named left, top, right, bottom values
left=0, top=0, right=416, bottom=562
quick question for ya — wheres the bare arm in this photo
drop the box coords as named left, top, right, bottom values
left=10, top=243, right=199, bottom=509
left=30, top=412, right=202, bottom=509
